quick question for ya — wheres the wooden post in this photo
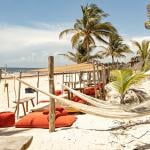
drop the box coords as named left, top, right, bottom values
left=48, top=56, right=55, bottom=132
left=16, top=72, right=22, bottom=119
left=0, top=69, right=2, bottom=82
left=5, top=83, right=9, bottom=108
left=74, top=72, right=76, bottom=88
left=92, top=60, right=97, bottom=98
left=36, top=72, right=39, bottom=104
left=79, top=71, right=82, bottom=88
left=62, top=72, right=64, bottom=84
left=62, top=72, right=64, bottom=94
left=102, top=66, right=106, bottom=100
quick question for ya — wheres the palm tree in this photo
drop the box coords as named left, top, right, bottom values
left=132, top=40, right=150, bottom=71
left=59, top=3, right=117, bottom=61
left=59, top=44, right=101, bottom=63
left=110, top=69, right=146, bottom=104
left=98, top=34, right=131, bottom=64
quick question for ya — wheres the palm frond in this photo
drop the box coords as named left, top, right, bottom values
left=59, top=29, right=75, bottom=39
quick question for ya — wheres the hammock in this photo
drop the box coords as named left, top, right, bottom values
left=63, top=84, right=126, bottom=110
left=1, top=70, right=150, bottom=119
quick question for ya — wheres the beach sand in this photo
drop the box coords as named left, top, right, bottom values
left=1, top=73, right=150, bottom=150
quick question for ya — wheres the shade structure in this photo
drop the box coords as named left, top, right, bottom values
left=33, top=63, right=102, bottom=74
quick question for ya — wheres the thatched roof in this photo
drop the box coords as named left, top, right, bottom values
left=34, top=63, right=102, bottom=74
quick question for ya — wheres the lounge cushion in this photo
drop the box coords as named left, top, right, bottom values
left=55, top=115, right=77, bottom=128
left=72, top=96, right=86, bottom=104
left=0, top=112, right=15, bottom=127
left=15, top=112, right=76, bottom=129
left=83, top=87, right=95, bottom=95
left=43, top=109, right=68, bottom=118
left=55, top=90, right=62, bottom=96
left=83, top=82, right=104, bottom=95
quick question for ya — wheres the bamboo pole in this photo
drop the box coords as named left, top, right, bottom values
left=36, top=72, right=39, bottom=104
left=92, top=60, right=97, bottom=98
left=48, top=56, right=55, bottom=132
left=0, top=69, right=2, bottom=82
left=5, top=83, right=9, bottom=107
left=74, top=72, right=77, bottom=88
left=16, top=72, right=22, bottom=119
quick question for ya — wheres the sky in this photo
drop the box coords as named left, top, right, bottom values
left=0, top=0, right=149, bottom=67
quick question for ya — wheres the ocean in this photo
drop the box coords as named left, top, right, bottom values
left=0, top=67, right=41, bottom=73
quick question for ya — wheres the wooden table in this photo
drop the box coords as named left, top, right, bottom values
left=14, top=97, right=35, bottom=116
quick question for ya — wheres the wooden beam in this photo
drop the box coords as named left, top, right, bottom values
left=48, top=56, right=55, bottom=132
left=36, top=72, right=40, bottom=104
left=92, top=60, right=97, bottom=98
left=16, top=72, right=22, bottom=119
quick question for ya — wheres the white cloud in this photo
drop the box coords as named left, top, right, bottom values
left=0, top=24, right=72, bottom=67
left=0, top=23, right=150, bottom=67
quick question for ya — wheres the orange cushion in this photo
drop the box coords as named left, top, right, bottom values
left=15, top=112, right=49, bottom=128
left=43, top=109, right=49, bottom=115
left=55, top=115, right=77, bottom=128
left=0, top=112, right=15, bottom=127
left=15, top=112, right=76, bottom=129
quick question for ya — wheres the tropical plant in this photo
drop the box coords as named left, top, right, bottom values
left=59, top=3, right=117, bottom=61
left=98, top=34, right=131, bottom=64
left=59, top=44, right=101, bottom=63
left=132, top=40, right=150, bottom=71
left=110, top=69, right=146, bottom=104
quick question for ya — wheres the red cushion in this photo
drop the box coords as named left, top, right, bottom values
left=55, top=106, right=64, bottom=112
left=96, top=82, right=104, bottom=90
left=83, top=87, right=95, bottom=95
left=78, top=99, right=86, bottom=104
left=55, top=90, right=62, bottom=96
left=72, top=96, right=86, bottom=104
left=55, top=110, right=68, bottom=118
left=0, top=112, right=15, bottom=127
left=43, top=109, right=68, bottom=118
left=39, top=100, right=49, bottom=103
left=15, top=112, right=76, bottom=129
left=42, top=106, right=64, bottom=115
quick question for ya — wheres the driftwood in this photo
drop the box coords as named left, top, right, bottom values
left=0, top=136, right=33, bottom=150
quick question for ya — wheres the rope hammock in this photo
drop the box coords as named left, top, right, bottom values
left=63, top=84, right=126, bottom=109
left=1, top=70, right=150, bottom=119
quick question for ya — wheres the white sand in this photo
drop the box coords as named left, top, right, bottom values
left=1, top=74, right=150, bottom=150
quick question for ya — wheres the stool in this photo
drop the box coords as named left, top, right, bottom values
left=14, top=97, right=35, bottom=116
left=0, top=112, right=15, bottom=127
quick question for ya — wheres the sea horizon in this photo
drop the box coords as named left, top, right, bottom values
left=0, top=67, right=43, bottom=73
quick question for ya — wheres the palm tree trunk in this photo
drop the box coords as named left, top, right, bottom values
left=112, top=56, right=115, bottom=64
left=87, top=42, right=90, bottom=62
left=112, top=55, right=115, bottom=68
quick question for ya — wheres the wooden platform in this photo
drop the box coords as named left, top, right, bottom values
left=0, top=136, right=33, bottom=150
